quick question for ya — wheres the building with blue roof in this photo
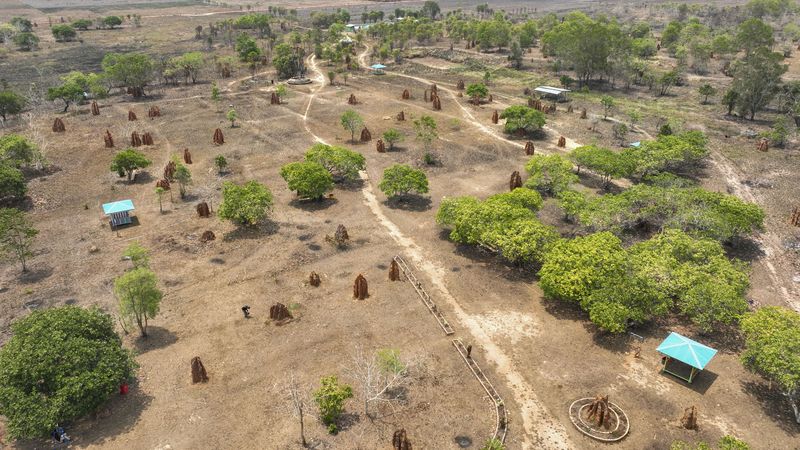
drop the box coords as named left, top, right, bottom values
left=102, top=199, right=135, bottom=227
left=657, top=332, right=718, bottom=383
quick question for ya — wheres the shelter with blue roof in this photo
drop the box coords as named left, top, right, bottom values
left=102, top=199, right=135, bottom=228
left=370, top=63, right=386, bottom=75
left=657, top=332, right=717, bottom=383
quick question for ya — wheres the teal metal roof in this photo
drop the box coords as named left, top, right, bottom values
left=102, top=199, right=135, bottom=215
left=371, top=64, right=386, bottom=69
left=657, top=332, right=717, bottom=370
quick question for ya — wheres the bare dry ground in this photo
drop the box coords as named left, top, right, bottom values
left=1, top=1, right=799, bottom=449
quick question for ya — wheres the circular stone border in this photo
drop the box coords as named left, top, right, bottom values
left=568, top=398, right=630, bottom=442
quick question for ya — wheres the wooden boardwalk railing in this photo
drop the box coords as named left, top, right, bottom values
left=393, top=255, right=455, bottom=336
left=452, top=338, right=508, bottom=443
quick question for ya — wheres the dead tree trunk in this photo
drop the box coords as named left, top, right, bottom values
left=183, top=148, right=192, bottom=164
left=91, top=101, right=100, bottom=116
left=491, top=110, right=499, bottom=124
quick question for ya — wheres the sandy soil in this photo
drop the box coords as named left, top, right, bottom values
left=1, top=2, right=799, bottom=449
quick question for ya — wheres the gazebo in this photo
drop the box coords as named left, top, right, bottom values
left=657, top=332, right=717, bottom=383
left=102, top=199, right=135, bottom=228
left=370, top=63, right=386, bottom=75
left=534, top=86, right=571, bottom=102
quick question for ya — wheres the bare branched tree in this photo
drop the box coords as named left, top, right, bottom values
left=280, top=372, right=311, bottom=447
left=346, top=346, right=408, bottom=418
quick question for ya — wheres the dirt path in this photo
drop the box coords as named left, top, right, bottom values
left=311, top=49, right=572, bottom=450
left=707, top=153, right=800, bottom=312
left=363, top=46, right=800, bottom=314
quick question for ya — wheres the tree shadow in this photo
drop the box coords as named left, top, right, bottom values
left=383, top=196, right=432, bottom=212
left=222, top=221, right=279, bottom=241
left=289, top=197, right=338, bottom=211
left=13, top=379, right=153, bottom=449
left=336, top=412, right=361, bottom=432
left=18, top=264, right=54, bottom=284
left=131, top=326, right=178, bottom=354
left=723, top=237, right=766, bottom=264
left=741, top=380, right=800, bottom=436
left=336, top=178, right=365, bottom=192
left=542, top=297, right=588, bottom=324
left=575, top=171, right=625, bottom=194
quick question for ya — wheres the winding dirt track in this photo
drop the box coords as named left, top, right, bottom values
left=304, top=51, right=573, bottom=449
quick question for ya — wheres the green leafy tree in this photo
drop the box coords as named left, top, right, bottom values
left=227, top=108, right=238, bottom=127
left=481, top=438, right=506, bottom=450
left=722, top=89, right=739, bottom=116
left=499, top=105, right=546, bottom=136
left=524, top=154, right=578, bottom=196
left=413, top=115, right=438, bottom=151
left=420, top=0, right=441, bottom=19
left=155, top=186, right=166, bottom=213
left=378, top=164, right=429, bottom=198
left=275, top=84, right=288, bottom=101
left=0, top=134, right=39, bottom=168
left=71, top=19, right=92, bottom=30
left=12, top=32, right=38, bottom=51
left=569, top=145, right=633, bottom=186
left=741, top=306, right=800, bottom=423
left=698, top=84, right=716, bottom=104
left=101, top=16, right=123, bottom=29
left=280, top=161, right=333, bottom=199
left=382, top=128, right=403, bottom=150
left=102, top=53, right=155, bottom=97
left=731, top=47, right=787, bottom=120
left=736, top=18, right=774, bottom=56
left=539, top=232, right=627, bottom=304
left=540, top=12, right=627, bottom=85
left=612, top=123, right=629, bottom=146
left=51, top=24, right=76, bottom=42
left=466, top=83, right=489, bottom=104
left=272, top=43, right=302, bottom=79
left=115, top=267, right=162, bottom=337
left=173, top=163, right=192, bottom=199
left=0, top=208, right=37, bottom=272
left=46, top=71, right=87, bottom=112
left=170, top=52, right=205, bottom=84
left=304, top=143, right=366, bottom=182
left=214, top=154, right=228, bottom=173
left=340, top=110, right=364, bottom=143
left=211, top=81, right=220, bottom=101
left=218, top=180, right=273, bottom=226
left=110, top=149, right=151, bottom=182
left=0, top=165, right=27, bottom=202
left=10, top=17, right=32, bottom=32
left=600, top=95, right=615, bottom=118
left=313, top=375, right=353, bottom=432
left=0, top=89, right=26, bottom=122
left=123, top=241, right=150, bottom=268
left=0, top=306, right=136, bottom=439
